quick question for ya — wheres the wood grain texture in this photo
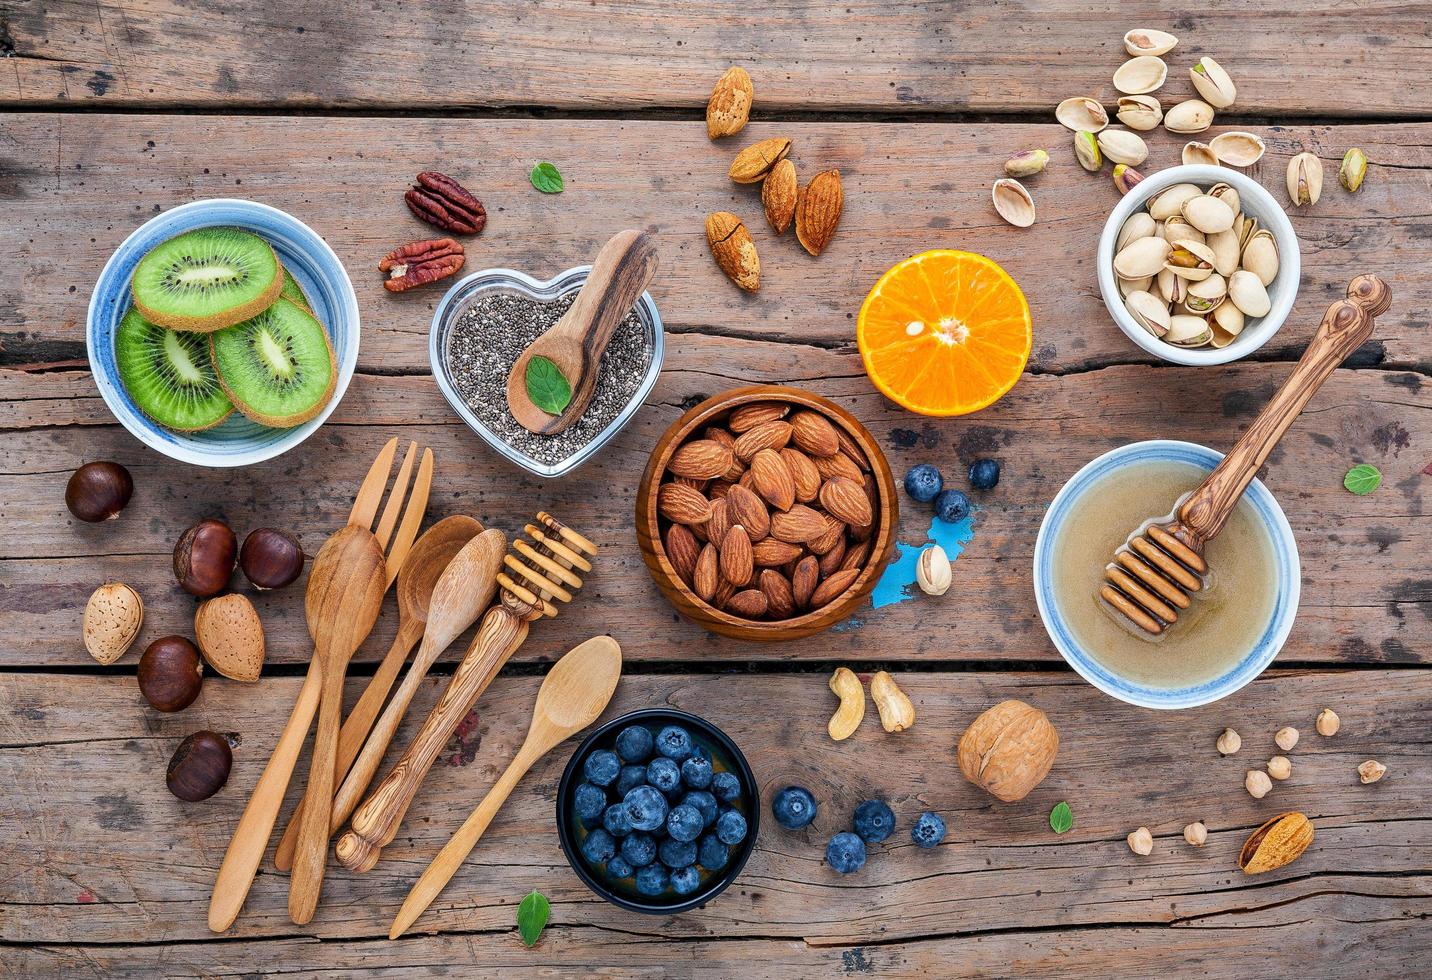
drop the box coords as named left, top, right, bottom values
left=1, top=2, right=1429, bottom=116
left=1, top=670, right=1426, bottom=948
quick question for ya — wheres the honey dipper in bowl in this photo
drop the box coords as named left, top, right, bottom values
left=1101, top=275, right=1391, bottom=635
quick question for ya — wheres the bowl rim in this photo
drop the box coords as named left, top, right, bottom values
left=85, top=197, right=360, bottom=468
left=1032, top=439, right=1301, bottom=709
left=1097, top=164, right=1301, bottom=366
left=555, top=707, right=761, bottom=914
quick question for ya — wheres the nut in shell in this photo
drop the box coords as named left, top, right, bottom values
left=706, top=66, right=753, bottom=139
left=1096, top=129, right=1148, bottom=166
left=870, top=671, right=915, bottom=733
left=1116, top=95, right=1163, bottom=131
left=706, top=211, right=760, bottom=292
left=762, top=158, right=797, bottom=234
left=1189, top=57, right=1236, bottom=108
left=1164, top=99, right=1215, bottom=135
left=1286, top=152, right=1323, bottom=206
left=991, top=178, right=1036, bottom=228
left=795, top=169, right=844, bottom=256
left=1239, top=812, right=1313, bottom=874
left=1125, top=290, right=1171, bottom=338
left=916, top=544, right=952, bottom=595
left=728, top=137, right=792, bottom=184
left=1055, top=96, right=1108, bottom=133
left=956, top=699, right=1058, bottom=802
left=194, top=593, right=266, bottom=682
left=83, top=582, right=144, bottom=665
left=1113, top=236, right=1170, bottom=280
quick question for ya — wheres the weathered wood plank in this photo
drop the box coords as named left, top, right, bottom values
left=1, top=670, right=1426, bottom=948
left=0, top=364, right=1427, bottom=667
left=1, top=2, right=1428, bottom=116
left=1, top=116, right=1429, bottom=376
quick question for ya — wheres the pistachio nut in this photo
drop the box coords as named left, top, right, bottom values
left=1125, top=290, right=1171, bottom=338
left=1185, top=273, right=1228, bottom=313
left=991, top=178, right=1036, bottom=228
left=1239, top=812, right=1314, bottom=875
left=1115, top=95, right=1163, bottom=131
left=1155, top=268, right=1185, bottom=306
left=1118, top=274, right=1154, bottom=298
left=1165, top=239, right=1216, bottom=281
left=1287, top=151, right=1323, bottom=206
left=1162, top=215, right=1205, bottom=246
left=1112, top=163, right=1144, bottom=196
left=1228, top=269, right=1272, bottom=316
left=1205, top=182, right=1239, bottom=213
left=1234, top=212, right=1260, bottom=250
left=1241, top=229, right=1280, bottom=286
left=1207, top=228, right=1241, bottom=277
left=1166, top=314, right=1213, bottom=347
left=1182, top=194, right=1236, bottom=234
left=1113, top=56, right=1168, bottom=95
left=1116, top=212, right=1156, bottom=251
left=1097, top=129, right=1149, bottom=166
left=1073, top=130, right=1102, bottom=172
left=1056, top=97, right=1108, bottom=133
left=1123, top=28, right=1178, bottom=57
left=916, top=544, right=952, bottom=596
left=1181, top=141, right=1219, bottom=167
left=1340, top=147, right=1367, bottom=192
left=1211, top=300, right=1246, bottom=346
left=1164, top=99, right=1215, bottom=134
left=1189, top=57, right=1236, bottom=108
left=1148, top=182, right=1201, bottom=220
left=1004, top=149, right=1050, bottom=178
left=1209, top=131, right=1265, bottom=167
left=1114, top=236, right=1171, bottom=279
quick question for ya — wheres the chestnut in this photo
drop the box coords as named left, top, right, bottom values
left=65, top=461, right=133, bottom=522
left=166, top=730, right=236, bottom=802
left=137, top=635, right=204, bottom=712
left=240, top=527, right=305, bottom=590
left=174, top=519, right=237, bottom=597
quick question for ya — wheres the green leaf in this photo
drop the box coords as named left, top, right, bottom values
left=530, top=161, right=564, bottom=194
left=517, top=890, right=550, bottom=948
left=1343, top=463, right=1382, bottom=495
left=1049, top=801, right=1073, bottom=834
left=525, top=355, right=572, bottom=415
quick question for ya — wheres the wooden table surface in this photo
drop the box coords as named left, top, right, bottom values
left=1, top=3, right=1428, bottom=977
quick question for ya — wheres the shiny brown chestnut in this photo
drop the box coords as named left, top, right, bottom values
left=174, top=519, right=237, bottom=597
left=137, top=636, right=204, bottom=712
left=240, top=528, right=305, bottom=590
left=65, top=461, right=134, bottom=522
left=166, top=730, right=236, bottom=801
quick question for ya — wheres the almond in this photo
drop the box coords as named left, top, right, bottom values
left=762, top=158, right=797, bottom=234
left=706, top=211, right=760, bottom=292
left=819, top=476, right=873, bottom=527
left=658, top=482, right=713, bottom=525
left=759, top=569, right=796, bottom=618
left=749, top=448, right=796, bottom=512
left=810, top=567, right=860, bottom=608
left=670, top=476, right=708, bottom=493
left=83, top=582, right=144, bottom=665
left=808, top=514, right=847, bottom=555
left=795, top=168, right=843, bottom=256
left=818, top=536, right=848, bottom=577
left=752, top=537, right=803, bottom=566
left=708, top=479, right=735, bottom=500
left=195, top=593, right=265, bottom=682
left=706, top=66, right=753, bottom=140
left=693, top=543, right=719, bottom=601
left=722, top=456, right=747, bottom=482
left=719, top=525, right=754, bottom=586
left=725, top=588, right=769, bottom=619
left=771, top=504, right=828, bottom=544
left=713, top=580, right=738, bottom=609
left=792, top=556, right=820, bottom=609
left=734, top=420, right=793, bottom=461
left=706, top=427, right=737, bottom=450
left=841, top=538, right=872, bottom=572
left=728, top=137, right=792, bottom=184
left=705, top=497, right=732, bottom=546
left=726, top=484, right=771, bottom=542
left=669, top=438, right=735, bottom=480
left=665, top=524, right=701, bottom=583
left=728, top=402, right=789, bottom=433
left=812, top=450, right=863, bottom=483
left=789, top=410, right=841, bottom=457
left=836, top=428, right=871, bottom=471
left=780, top=447, right=822, bottom=503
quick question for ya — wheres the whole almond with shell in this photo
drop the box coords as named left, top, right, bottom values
left=762, top=158, right=798, bottom=234
left=753, top=537, right=803, bottom=566
left=658, top=482, right=713, bottom=525
left=780, top=447, right=822, bottom=502
left=693, top=544, right=720, bottom=601
left=706, top=66, right=753, bottom=139
left=792, top=556, right=820, bottom=609
left=734, top=420, right=793, bottom=461
left=795, top=169, right=844, bottom=256
left=810, top=567, right=861, bottom=608
left=706, top=212, right=760, bottom=292
left=729, top=137, right=792, bottom=184
left=789, top=410, right=841, bottom=457
left=670, top=438, right=735, bottom=480
left=720, top=525, right=754, bottom=586
left=726, top=484, right=771, bottom=541
left=195, top=593, right=265, bottom=682
left=726, top=589, right=769, bottom=618
left=749, top=448, right=796, bottom=512
left=760, top=569, right=796, bottom=618
left=728, top=402, right=788, bottom=433
left=771, top=504, right=828, bottom=544
left=666, top=524, right=701, bottom=583
left=820, top=477, right=873, bottom=527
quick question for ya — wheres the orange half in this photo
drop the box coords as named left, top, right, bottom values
left=857, top=250, right=1032, bottom=416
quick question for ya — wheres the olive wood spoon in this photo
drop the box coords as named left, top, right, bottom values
left=505, top=229, right=659, bottom=435
left=389, top=635, right=622, bottom=939
left=272, top=515, right=483, bottom=871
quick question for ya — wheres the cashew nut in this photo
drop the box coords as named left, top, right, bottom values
left=870, top=671, right=915, bottom=733
left=827, top=667, right=865, bottom=741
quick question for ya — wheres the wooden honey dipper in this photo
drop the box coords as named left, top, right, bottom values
left=1101, top=275, right=1391, bottom=635
left=335, top=512, right=597, bottom=873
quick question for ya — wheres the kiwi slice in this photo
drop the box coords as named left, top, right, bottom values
left=209, top=298, right=337, bottom=428
left=279, top=266, right=314, bottom=314
left=131, top=228, right=282, bottom=333
left=114, top=308, right=234, bottom=431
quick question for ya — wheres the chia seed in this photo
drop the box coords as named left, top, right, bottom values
left=446, top=291, right=652, bottom=465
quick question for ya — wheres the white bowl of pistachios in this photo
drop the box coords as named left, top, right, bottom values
left=1098, top=164, right=1299, bottom=366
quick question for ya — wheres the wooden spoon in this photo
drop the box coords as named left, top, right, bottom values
left=505, top=229, right=659, bottom=435
left=389, top=634, right=623, bottom=939
left=273, top=515, right=483, bottom=871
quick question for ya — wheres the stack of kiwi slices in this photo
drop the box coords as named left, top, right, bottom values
left=116, top=227, right=337, bottom=431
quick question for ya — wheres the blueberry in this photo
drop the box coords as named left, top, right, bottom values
left=655, top=725, right=696, bottom=762
left=716, top=809, right=748, bottom=845
left=911, top=811, right=946, bottom=848
left=606, top=855, right=634, bottom=879
left=968, top=458, right=1000, bottom=491
left=698, top=833, right=730, bottom=872
left=634, top=863, right=669, bottom=897
left=711, top=771, right=742, bottom=804
left=580, top=827, right=616, bottom=865
left=771, top=785, right=818, bottom=830
left=681, top=790, right=719, bottom=827
left=670, top=865, right=702, bottom=896
left=623, top=785, right=669, bottom=832
left=659, top=837, right=697, bottom=869
left=666, top=804, right=704, bottom=843
left=680, top=755, right=714, bottom=789
left=583, top=749, right=621, bottom=787
left=620, top=831, right=658, bottom=868
left=933, top=488, right=971, bottom=524
left=602, top=802, right=633, bottom=837
left=573, top=783, right=607, bottom=826
left=853, top=799, right=895, bottom=843
left=646, top=756, right=681, bottom=793
left=615, top=725, right=654, bottom=763
left=904, top=463, right=944, bottom=503
left=825, top=832, right=866, bottom=874
left=616, top=764, right=648, bottom=797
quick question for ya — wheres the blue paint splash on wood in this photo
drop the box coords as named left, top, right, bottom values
left=870, top=513, right=976, bottom=609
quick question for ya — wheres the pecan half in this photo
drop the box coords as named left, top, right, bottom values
left=379, top=238, right=465, bottom=292
left=404, top=172, right=487, bottom=235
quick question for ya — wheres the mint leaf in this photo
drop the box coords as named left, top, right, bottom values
left=525, top=355, right=572, bottom=415
left=530, top=162, right=564, bottom=194
left=1049, top=801, right=1073, bottom=834
left=1343, top=463, right=1382, bottom=495
left=517, top=889, right=550, bottom=948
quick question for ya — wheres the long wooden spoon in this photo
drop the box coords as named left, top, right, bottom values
left=273, top=515, right=483, bottom=871
left=389, top=634, right=623, bottom=939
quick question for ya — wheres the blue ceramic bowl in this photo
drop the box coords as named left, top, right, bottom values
left=1033, top=440, right=1300, bottom=709
left=87, top=199, right=360, bottom=467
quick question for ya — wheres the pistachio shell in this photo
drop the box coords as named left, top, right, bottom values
left=1182, top=141, right=1219, bottom=166
left=1073, top=130, right=1102, bottom=171
left=1234, top=212, right=1260, bottom=250
left=1114, top=236, right=1171, bottom=279
left=1115, top=95, right=1163, bottom=131
left=1165, top=239, right=1216, bottom=281
left=1209, top=131, right=1265, bottom=167
left=1211, top=300, right=1246, bottom=346
left=1123, top=29, right=1178, bottom=57
left=1113, top=56, right=1168, bottom=95
left=1185, top=273, right=1228, bottom=313
left=1207, top=182, right=1241, bottom=216
left=1239, top=812, right=1314, bottom=875
left=1117, top=212, right=1156, bottom=252
left=1287, top=151, right=1323, bottom=206
left=1162, top=216, right=1204, bottom=246
left=1056, top=97, right=1109, bottom=133
left=1166, top=314, right=1213, bottom=347
left=1118, top=274, right=1154, bottom=298
left=1156, top=268, right=1187, bottom=305
left=1228, top=269, right=1271, bottom=316
left=1125, top=290, right=1171, bottom=337
left=1182, top=194, right=1236, bottom=234
left=991, top=178, right=1036, bottom=228
left=1340, top=147, right=1367, bottom=192
left=1148, top=183, right=1201, bottom=220
left=1242, top=229, right=1280, bottom=286
left=1164, top=99, right=1215, bottom=134
left=1207, top=228, right=1241, bottom=277
left=1004, top=149, right=1050, bottom=177
left=1097, top=129, right=1148, bottom=166
left=1189, top=57, right=1236, bottom=108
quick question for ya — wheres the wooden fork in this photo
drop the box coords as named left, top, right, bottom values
left=208, top=437, right=432, bottom=933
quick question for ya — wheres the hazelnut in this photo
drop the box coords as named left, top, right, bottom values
left=1246, top=770, right=1273, bottom=799
left=166, top=730, right=236, bottom=801
left=1316, top=708, right=1340, bottom=737
left=1358, top=760, right=1387, bottom=784
left=1216, top=727, right=1241, bottom=755
left=239, top=527, right=306, bottom=590
left=174, top=519, right=238, bottom=597
left=1274, top=726, right=1299, bottom=751
left=1183, top=821, right=1208, bottom=846
left=1127, top=827, right=1153, bottom=855
left=65, top=461, right=133, bottom=522
left=137, top=636, right=204, bottom=712
left=1267, top=755, right=1292, bottom=781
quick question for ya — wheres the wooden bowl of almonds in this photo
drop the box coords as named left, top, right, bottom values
left=636, top=386, right=899, bottom=641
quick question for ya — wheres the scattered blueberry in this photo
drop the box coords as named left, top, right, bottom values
left=711, top=771, right=742, bottom=803
left=634, top=863, right=670, bottom=897
left=659, top=837, right=698, bottom=869
left=968, top=458, right=1000, bottom=491
left=698, top=833, right=730, bottom=871
left=771, top=786, right=818, bottom=830
left=583, top=749, right=621, bottom=787
left=911, top=811, right=946, bottom=848
left=603, top=802, right=633, bottom=837
left=580, top=827, right=616, bottom=864
left=620, top=832, right=658, bottom=868
left=826, top=832, right=867, bottom=874
left=933, top=488, right=971, bottom=524
left=606, top=855, right=634, bottom=878
left=681, top=790, right=719, bottom=827
left=574, top=783, right=606, bottom=826
left=716, top=809, right=748, bottom=846
left=616, top=763, right=648, bottom=796
left=646, top=756, right=681, bottom=793
left=655, top=725, right=696, bottom=762
left=667, top=804, right=705, bottom=843
left=615, top=725, right=654, bottom=763
left=853, top=799, right=895, bottom=843
left=624, top=785, right=669, bottom=832
left=680, top=755, right=714, bottom=789
left=670, top=865, right=702, bottom=896
left=904, top=463, right=944, bottom=503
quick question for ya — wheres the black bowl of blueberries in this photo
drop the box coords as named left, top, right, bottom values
left=556, top=708, right=759, bottom=913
